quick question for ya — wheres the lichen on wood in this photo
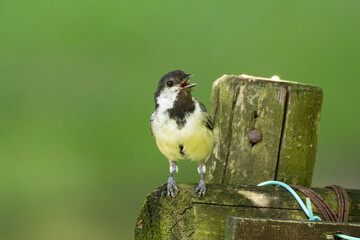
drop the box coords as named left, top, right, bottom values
left=134, top=183, right=360, bottom=239
left=224, top=217, right=360, bottom=240
left=206, top=75, right=323, bottom=187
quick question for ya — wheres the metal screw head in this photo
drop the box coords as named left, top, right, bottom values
left=248, top=129, right=262, bottom=143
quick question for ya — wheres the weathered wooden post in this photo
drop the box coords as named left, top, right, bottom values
left=224, top=217, right=360, bottom=240
left=135, top=184, right=360, bottom=239
left=134, top=74, right=360, bottom=239
left=206, top=75, right=323, bottom=187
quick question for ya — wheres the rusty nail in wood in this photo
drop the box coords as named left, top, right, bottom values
left=249, top=129, right=261, bottom=143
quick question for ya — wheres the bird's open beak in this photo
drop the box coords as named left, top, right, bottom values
left=181, top=74, right=197, bottom=89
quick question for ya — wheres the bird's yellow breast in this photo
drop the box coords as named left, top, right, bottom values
left=152, top=107, right=214, bottom=162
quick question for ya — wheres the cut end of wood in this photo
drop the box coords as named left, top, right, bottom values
left=215, top=74, right=322, bottom=89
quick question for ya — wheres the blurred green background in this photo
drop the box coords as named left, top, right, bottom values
left=1, top=0, right=359, bottom=239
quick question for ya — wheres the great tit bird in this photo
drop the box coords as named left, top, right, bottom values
left=150, top=70, right=214, bottom=197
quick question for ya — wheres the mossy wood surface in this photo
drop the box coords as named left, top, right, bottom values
left=224, top=217, right=360, bottom=240
left=134, top=183, right=360, bottom=240
left=206, top=75, right=323, bottom=187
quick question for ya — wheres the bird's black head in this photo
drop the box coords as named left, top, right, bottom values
left=154, top=70, right=196, bottom=99
left=154, top=70, right=197, bottom=124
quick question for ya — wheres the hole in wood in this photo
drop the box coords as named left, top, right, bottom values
left=253, top=111, right=258, bottom=119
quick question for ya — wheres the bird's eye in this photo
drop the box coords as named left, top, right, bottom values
left=167, top=81, right=173, bottom=87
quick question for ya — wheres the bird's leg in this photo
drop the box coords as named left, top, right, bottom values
left=167, top=161, right=178, bottom=197
left=195, top=162, right=206, bottom=197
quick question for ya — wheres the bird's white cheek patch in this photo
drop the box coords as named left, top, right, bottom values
left=156, top=87, right=180, bottom=111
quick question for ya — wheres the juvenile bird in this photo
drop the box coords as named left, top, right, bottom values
left=150, top=70, right=214, bottom=197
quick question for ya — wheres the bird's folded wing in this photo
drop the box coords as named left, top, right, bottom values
left=199, top=101, right=213, bottom=131
left=150, top=111, right=155, bottom=135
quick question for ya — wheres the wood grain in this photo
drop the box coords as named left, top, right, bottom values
left=134, top=183, right=360, bottom=240
left=206, top=75, right=323, bottom=187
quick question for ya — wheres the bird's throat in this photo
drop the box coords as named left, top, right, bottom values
left=167, top=91, right=195, bottom=128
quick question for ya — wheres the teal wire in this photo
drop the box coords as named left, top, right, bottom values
left=258, top=180, right=321, bottom=220
left=306, top=198, right=321, bottom=221
left=334, top=233, right=360, bottom=240
left=258, top=181, right=360, bottom=239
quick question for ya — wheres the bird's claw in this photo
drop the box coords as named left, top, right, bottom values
left=195, top=180, right=206, bottom=197
left=167, top=176, right=178, bottom=197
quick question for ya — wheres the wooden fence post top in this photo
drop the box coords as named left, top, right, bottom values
left=207, top=74, right=323, bottom=187
left=213, top=74, right=322, bottom=90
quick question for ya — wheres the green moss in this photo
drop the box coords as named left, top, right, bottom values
left=135, top=184, right=360, bottom=239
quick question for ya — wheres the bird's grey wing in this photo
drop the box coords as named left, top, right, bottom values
left=199, top=101, right=213, bottom=131
left=150, top=111, right=155, bottom=135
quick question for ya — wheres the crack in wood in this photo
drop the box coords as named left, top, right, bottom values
left=170, top=218, right=184, bottom=232
left=192, top=201, right=307, bottom=212
left=275, top=86, right=290, bottom=181
left=168, top=205, right=194, bottom=236
left=250, top=111, right=259, bottom=158
left=221, top=86, right=241, bottom=184
left=181, top=205, right=193, bottom=215
left=187, top=230, right=195, bottom=237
